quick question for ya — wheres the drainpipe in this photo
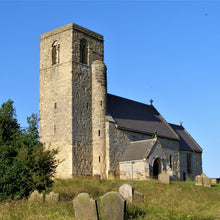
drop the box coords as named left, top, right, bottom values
left=130, top=161, right=133, bottom=180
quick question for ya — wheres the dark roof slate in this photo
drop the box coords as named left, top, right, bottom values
left=169, top=124, right=202, bottom=153
left=107, top=94, right=178, bottom=140
left=120, top=139, right=156, bottom=162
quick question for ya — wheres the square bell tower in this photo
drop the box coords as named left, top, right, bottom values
left=39, top=23, right=104, bottom=178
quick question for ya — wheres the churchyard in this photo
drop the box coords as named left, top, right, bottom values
left=0, top=177, right=219, bottom=219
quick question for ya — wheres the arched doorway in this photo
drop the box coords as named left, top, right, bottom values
left=153, top=158, right=162, bottom=179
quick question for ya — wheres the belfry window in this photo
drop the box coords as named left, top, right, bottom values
left=52, top=41, right=60, bottom=65
left=80, top=39, right=88, bottom=64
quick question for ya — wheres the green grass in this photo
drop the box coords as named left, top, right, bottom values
left=0, top=178, right=220, bottom=219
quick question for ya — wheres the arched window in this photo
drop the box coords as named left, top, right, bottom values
left=52, top=41, right=60, bottom=65
left=80, top=39, right=88, bottom=64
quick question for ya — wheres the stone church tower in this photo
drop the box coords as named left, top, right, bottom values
left=39, top=23, right=107, bottom=178
left=40, top=23, right=202, bottom=181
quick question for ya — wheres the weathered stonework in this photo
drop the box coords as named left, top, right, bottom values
left=39, top=23, right=202, bottom=181
left=40, top=23, right=104, bottom=178
left=179, top=150, right=202, bottom=181
left=92, top=60, right=107, bottom=177
left=107, top=121, right=181, bottom=180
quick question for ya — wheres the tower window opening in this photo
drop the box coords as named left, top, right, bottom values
left=100, top=100, right=102, bottom=106
left=86, top=103, right=89, bottom=109
left=52, top=41, right=60, bottom=65
left=54, top=103, right=57, bottom=109
left=54, top=125, right=56, bottom=134
left=98, top=130, right=101, bottom=136
left=80, top=39, right=88, bottom=64
left=99, top=156, right=101, bottom=163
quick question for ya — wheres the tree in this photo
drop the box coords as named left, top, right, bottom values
left=0, top=100, right=58, bottom=200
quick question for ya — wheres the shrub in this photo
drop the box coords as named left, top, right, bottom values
left=0, top=100, right=58, bottom=200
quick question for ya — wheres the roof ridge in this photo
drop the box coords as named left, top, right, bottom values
left=107, top=93, right=151, bottom=107
left=182, top=127, right=203, bottom=152
left=152, top=105, right=179, bottom=141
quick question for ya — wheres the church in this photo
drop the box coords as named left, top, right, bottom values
left=39, top=23, right=202, bottom=181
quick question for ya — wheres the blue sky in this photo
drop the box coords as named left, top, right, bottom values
left=0, top=1, right=219, bottom=178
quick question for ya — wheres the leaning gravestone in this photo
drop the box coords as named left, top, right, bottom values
left=100, top=191, right=126, bottom=220
left=73, top=193, right=98, bottom=220
left=45, top=192, right=60, bottom=203
left=119, top=183, right=134, bottom=203
left=158, top=173, right=170, bottom=184
left=28, top=190, right=44, bottom=204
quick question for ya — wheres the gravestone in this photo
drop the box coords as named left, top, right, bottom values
left=119, top=183, right=134, bottom=203
left=211, top=178, right=220, bottom=184
left=158, top=173, right=170, bottom=184
left=201, top=173, right=211, bottom=187
left=108, top=170, right=116, bottom=180
left=93, top=174, right=101, bottom=181
left=73, top=193, right=98, bottom=220
left=195, top=175, right=203, bottom=186
left=195, top=173, right=211, bottom=187
left=133, top=191, right=144, bottom=203
left=100, top=191, right=126, bottom=220
left=28, top=190, right=44, bottom=204
left=45, top=192, right=60, bottom=203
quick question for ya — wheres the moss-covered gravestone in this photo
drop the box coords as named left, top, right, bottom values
left=28, top=190, right=44, bottom=204
left=133, top=191, right=144, bottom=203
left=73, top=193, right=98, bottom=220
left=100, top=191, right=126, bottom=220
left=45, top=192, right=60, bottom=203
left=158, top=173, right=170, bottom=184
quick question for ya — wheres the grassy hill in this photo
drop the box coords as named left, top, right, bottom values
left=0, top=178, right=219, bottom=219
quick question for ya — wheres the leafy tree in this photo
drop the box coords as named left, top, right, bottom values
left=0, top=100, right=58, bottom=200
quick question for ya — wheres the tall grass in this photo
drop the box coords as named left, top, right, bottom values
left=0, top=178, right=219, bottom=219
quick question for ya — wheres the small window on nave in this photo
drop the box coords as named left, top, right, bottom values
left=52, top=41, right=60, bottom=65
left=187, top=153, right=192, bottom=174
left=169, top=155, right=172, bottom=169
left=80, top=39, right=88, bottom=64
